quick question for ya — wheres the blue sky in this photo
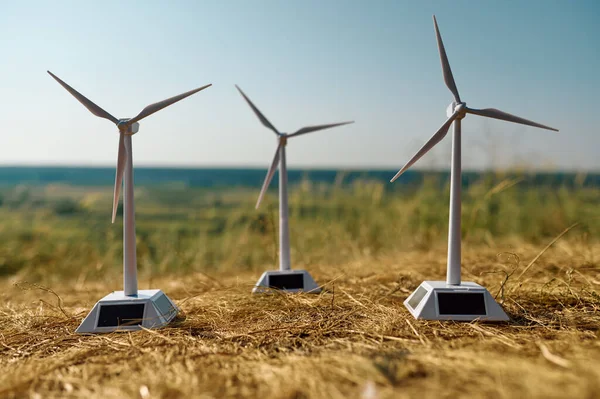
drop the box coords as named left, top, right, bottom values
left=0, top=0, right=598, bottom=170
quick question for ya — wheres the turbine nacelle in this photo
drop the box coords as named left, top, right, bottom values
left=447, top=102, right=467, bottom=119
left=117, top=119, right=140, bottom=135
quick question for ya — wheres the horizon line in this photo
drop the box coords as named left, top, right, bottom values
left=0, top=163, right=596, bottom=174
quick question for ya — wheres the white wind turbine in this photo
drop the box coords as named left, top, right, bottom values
left=236, top=85, right=353, bottom=293
left=393, top=16, right=558, bottom=321
left=48, top=71, right=211, bottom=332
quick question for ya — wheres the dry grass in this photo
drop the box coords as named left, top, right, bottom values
left=1, top=238, right=599, bottom=399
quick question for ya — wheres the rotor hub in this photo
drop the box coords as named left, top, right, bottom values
left=117, top=119, right=140, bottom=135
left=447, top=102, right=467, bottom=119
left=279, top=135, right=288, bottom=146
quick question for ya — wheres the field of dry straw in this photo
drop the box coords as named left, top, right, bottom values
left=0, top=177, right=598, bottom=398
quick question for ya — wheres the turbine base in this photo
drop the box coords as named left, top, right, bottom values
left=252, top=270, right=321, bottom=294
left=75, top=289, right=178, bottom=333
left=404, top=281, right=509, bottom=321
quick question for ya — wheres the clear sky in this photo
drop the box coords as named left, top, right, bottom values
left=0, top=0, right=598, bottom=171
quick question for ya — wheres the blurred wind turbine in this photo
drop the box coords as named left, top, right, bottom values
left=48, top=71, right=211, bottom=332
left=236, top=85, right=353, bottom=293
left=393, top=16, right=558, bottom=321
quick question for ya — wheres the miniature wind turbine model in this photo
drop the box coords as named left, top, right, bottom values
left=236, top=85, right=353, bottom=293
left=48, top=71, right=211, bottom=333
left=392, top=17, right=558, bottom=321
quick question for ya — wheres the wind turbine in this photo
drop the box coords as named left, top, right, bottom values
left=393, top=16, right=558, bottom=321
left=236, top=85, right=353, bottom=293
left=48, top=71, right=211, bottom=332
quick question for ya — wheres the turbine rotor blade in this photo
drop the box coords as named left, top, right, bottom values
left=465, top=107, right=558, bottom=132
left=256, top=142, right=283, bottom=209
left=112, top=133, right=127, bottom=223
left=128, top=84, right=212, bottom=125
left=287, top=121, right=354, bottom=138
left=390, top=111, right=459, bottom=182
left=432, top=16, right=461, bottom=103
left=235, top=85, right=279, bottom=135
left=47, top=71, right=118, bottom=124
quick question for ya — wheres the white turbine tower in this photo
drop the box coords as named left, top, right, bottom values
left=393, top=17, right=558, bottom=321
left=236, top=85, right=353, bottom=294
left=48, top=71, right=211, bottom=333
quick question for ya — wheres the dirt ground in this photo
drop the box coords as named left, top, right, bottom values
left=1, top=241, right=599, bottom=399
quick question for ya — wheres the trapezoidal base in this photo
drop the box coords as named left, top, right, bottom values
left=76, top=289, right=179, bottom=334
left=404, top=281, right=509, bottom=321
left=252, top=269, right=321, bottom=294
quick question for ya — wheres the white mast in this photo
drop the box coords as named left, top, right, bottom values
left=447, top=117, right=462, bottom=285
left=278, top=142, right=291, bottom=271
left=123, top=134, right=138, bottom=296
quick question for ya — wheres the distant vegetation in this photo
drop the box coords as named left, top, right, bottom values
left=0, top=171, right=597, bottom=282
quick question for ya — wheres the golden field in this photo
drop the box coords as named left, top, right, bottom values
left=0, top=175, right=598, bottom=398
